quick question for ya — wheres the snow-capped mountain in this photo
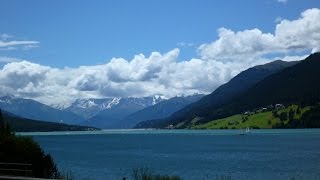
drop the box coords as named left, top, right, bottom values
left=0, top=94, right=205, bottom=129
left=64, top=96, right=165, bottom=120
left=0, top=95, right=84, bottom=124
left=64, top=98, right=119, bottom=119
left=116, top=94, right=205, bottom=128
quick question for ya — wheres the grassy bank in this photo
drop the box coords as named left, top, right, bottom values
left=192, top=105, right=310, bottom=129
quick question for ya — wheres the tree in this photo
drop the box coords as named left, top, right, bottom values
left=296, top=106, right=301, bottom=114
left=272, top=110, right=278, bottom=118
left=288, top=108, right=295, bottom=121
left=300, top=105, right=320, bottom=128
left=279, top=112, right=288, bottom=121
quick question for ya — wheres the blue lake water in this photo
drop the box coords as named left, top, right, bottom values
left=19, top=129, right=320, bottom=180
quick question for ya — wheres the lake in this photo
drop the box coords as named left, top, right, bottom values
left=19, top=129, right=320, bottom=180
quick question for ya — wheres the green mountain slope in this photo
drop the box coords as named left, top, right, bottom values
left=193, top=105, right=311, bottom=129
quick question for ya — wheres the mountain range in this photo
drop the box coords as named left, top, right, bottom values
left=0, top=95, right=84, bottom=124
left=0, top=93, right=204, bottom=129
left=136, top=53, right=319, bottom=129
left=114, top=94, right=204, bottom=128
left=65, top=96, right=164, bottom=120
left=3, top=53, right=319, bottom=130
left=79, top=96, right=165, bottom=128
left=0, top=109, right=98, bottom=132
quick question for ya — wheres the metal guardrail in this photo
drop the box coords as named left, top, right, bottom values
left=0, top=175, right=56, bottom=180
left=0, top=162, right=32, bottom=177
left=0, top=162, right=61, bottom=180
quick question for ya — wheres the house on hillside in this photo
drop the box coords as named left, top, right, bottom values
left=243, top=111, right=253, bottom=115
left=275, top=104, right=285, bottom=110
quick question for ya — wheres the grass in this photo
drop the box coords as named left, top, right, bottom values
left=192, top=112, right=277, bottom=129
left=192, top=105, right=310, bottom=129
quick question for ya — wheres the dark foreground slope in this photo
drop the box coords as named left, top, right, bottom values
left=137, top=56, right=311, bottom=128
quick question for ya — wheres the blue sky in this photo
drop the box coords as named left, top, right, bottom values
left=0, top=0, right=319, bottom=106
left=1, top=0, right=319, bottom=67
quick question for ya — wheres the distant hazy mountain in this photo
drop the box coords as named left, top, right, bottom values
left=0, top=95, right=84, bottom=124
left=117, top=94, right=204, bottom=128
left=0, top=109, right=98, bottom=132
left=136, top=59, right=299, bottom=128
left=81, top=96, right=165, bottom=128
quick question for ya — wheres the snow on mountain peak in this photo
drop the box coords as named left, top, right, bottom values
left=86, top=100, right=97, bottom=108
left=74, top=99, right=98, bottom=109
left=105, top=97, right=121, bottom=109
left=152, top=95, right=163, bottom=105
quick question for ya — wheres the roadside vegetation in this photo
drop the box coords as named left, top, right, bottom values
left=131, top=167, right=181, bottom=180
left=0, top=109, right=61, bottom=178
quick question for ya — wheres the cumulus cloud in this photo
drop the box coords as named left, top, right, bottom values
left=0, top=49, right=251, bottom=106
left=198, top=8, right=320, bottom=61
left=198, top=28, right=277, bottom=61
left=1, top=8, right=318, bottom=107
left=275, top=8, right=320, bottom=53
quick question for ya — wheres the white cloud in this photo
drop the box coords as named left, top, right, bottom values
left=0, top=34, right=39, bottom=50
left=275, top=8, right=320, bottom=53
left=0, top=56, right=25, bottom=63
left=0, top=49, right=251, bottom=106
left=0, top=40, right=39, bottom=48
left=22, top=44, right=39, bottom=50
left=276, top=54, right=309, bottom=62
left=277, top=0, right=288, bottom=3
left=1, top=8, right=317, bottom=107
left=198, top=28, right=277, bottom=61
left=0, top=33, right=13, bottom=40
left=177, top=42, right=194, bottom=47
left=198, top=8, right=320, bottom=61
